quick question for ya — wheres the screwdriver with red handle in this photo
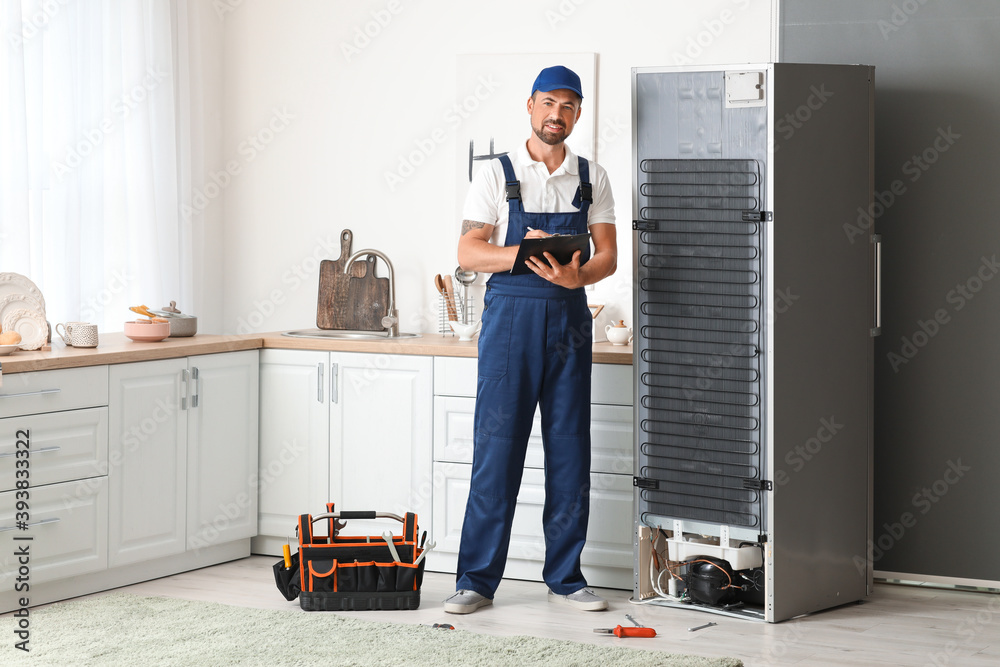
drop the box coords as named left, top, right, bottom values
left=593, top=625, right=657, bottom=638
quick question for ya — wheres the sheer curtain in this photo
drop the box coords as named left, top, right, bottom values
left=0, top=0, right=197, bottom=332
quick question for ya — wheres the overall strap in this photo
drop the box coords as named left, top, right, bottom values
left=571, top=156, right=593, bottom=213
left=498, top=154, right=523, bottom=213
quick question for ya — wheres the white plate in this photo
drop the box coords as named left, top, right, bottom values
left=0, top=344, right=18, bottom=356
left=0, top=272, right=46, bottom=314
left=0, top=293, right=44, bottom=336
left=2, top=308, right=48, bottom=350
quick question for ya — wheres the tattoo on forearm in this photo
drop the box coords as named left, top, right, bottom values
left=461, top=220, right=486, bottom=236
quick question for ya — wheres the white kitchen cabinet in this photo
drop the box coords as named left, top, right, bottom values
left=0, top=478, right=109, bottom=588
left=0, top=407, right=108, bottom=492
left=0, top=365, right=111, bottom=596
left=255, top=349, right=330, bottom=546
left=331, top=353, right=433, bottom=538
left=109, top=351, right=259, bottom=566
left=253, top=349, right=433, bottom=554
left=0, top=347, right=257, bottom=613
left=431, top=463, right=635, bottom=589
left=186, top=351, right=260, bottom=550
left=108, top=358, right=188, bottom=566
left=429, top=356, right=635, bottom=589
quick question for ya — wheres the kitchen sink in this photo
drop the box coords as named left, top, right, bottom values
left=282, top=329, right=422, bottom=340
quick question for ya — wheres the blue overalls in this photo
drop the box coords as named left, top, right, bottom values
left=456, top=154, right=594, bottom=598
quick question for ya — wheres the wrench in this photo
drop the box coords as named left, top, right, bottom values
left=413, top=539, right=436, bottom=566
left=688, top=621, right=717, bottom=632
left=382, top=531, right=402, bottom=562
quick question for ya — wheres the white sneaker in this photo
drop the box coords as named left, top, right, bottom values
left=443, top=589, right=493, bottom=614
left=548, top=587, right=608, bottom=611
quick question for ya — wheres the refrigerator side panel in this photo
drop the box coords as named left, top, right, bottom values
left=769, top=63, right=875, bottom=621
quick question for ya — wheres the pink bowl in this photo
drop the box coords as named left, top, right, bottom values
left=124, top=320, right=171, bottom=342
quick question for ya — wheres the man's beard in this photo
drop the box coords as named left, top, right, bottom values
left=533, top=119, right=567, bottom=146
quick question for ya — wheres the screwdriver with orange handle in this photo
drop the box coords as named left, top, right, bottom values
left=593, top=625, right=657, bottom=638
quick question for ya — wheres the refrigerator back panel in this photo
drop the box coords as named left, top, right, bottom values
left=634, top=70, right=769, bottom=533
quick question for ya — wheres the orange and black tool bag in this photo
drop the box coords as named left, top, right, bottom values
left=273, top=503, right=426, bottom=611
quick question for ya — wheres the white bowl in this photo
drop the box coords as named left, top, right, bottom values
left=0, top=344, right=19, bottom=356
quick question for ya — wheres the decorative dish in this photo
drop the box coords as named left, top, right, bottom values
left=2, top=307, right=48, bottom=350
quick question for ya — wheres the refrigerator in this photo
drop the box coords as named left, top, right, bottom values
left=631, top=63, right=877, bottom=622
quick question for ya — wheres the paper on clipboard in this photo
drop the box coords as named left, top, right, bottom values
left=509, top=232, right=591, bottom=275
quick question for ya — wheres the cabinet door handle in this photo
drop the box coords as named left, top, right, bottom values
left=181, top=368, right=189, bottom=410
left=0, top=517, right=60, bottom=532
left=0, top=446, right=60, bottom=459
left=191, top=366, right=200, bottom=408
left=871, top=234, right=882, bottom=337
left=317, top=363, right=324, bottom=403
left=331, top=363, right=338, bottom=404
left=0, top=388, right=60, bottom=400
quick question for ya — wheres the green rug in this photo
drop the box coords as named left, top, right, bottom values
left=10, top=594, right=743, bottom=666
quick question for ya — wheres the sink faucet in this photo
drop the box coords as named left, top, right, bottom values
left=343, top=249, right=399, bottom=337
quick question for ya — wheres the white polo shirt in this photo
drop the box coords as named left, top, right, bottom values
left=462, top=142, right=615, bottom=247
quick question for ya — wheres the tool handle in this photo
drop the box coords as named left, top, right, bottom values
left=282, top=544, right=292, bottom=568
left=615, top=626, right=657, bottom=638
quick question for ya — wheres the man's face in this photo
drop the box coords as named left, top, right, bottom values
left=528, top=89, right=582, bottom=146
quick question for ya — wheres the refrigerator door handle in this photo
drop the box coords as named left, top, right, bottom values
left=871, top=234, right=882, bottom=337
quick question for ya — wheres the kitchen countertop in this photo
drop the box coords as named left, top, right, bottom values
left=257, top=332, right=634, bottom=365
left=0, top=331, right=633, bottom=374
left=0, top=332, right=261, bottom=374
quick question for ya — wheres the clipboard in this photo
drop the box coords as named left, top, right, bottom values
left=509, top=232, right=591, bottom=275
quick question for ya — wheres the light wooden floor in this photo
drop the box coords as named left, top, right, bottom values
left=86, top=556, right=999, bottom=666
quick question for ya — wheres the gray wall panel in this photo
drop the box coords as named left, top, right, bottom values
left=782, top=2, right=1000, bottom=583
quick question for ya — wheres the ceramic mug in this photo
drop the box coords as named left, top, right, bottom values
left=605, top=324, right=633, bottom=346
left=56, top=321, right=89, bottom=346
left=70, top=323, right=99, bottom=348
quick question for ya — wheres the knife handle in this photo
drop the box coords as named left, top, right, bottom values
left=615, top=625, right=656, bottom=638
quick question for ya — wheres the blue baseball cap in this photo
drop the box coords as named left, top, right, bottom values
left=531, top=65, right=583, bottom=100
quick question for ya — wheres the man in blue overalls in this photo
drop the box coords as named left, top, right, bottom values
left=445, top=65, right=617, bottom=614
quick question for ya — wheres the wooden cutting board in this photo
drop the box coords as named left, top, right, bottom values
left=316, top=230, right=367, bottom=329
left=347, top=255, right=390, bottom=331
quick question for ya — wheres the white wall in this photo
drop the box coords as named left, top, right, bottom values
left=213, top=0, right=778, bottom=335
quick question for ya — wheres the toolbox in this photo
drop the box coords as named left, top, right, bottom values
left=273, top=504, right=427, bottom=611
